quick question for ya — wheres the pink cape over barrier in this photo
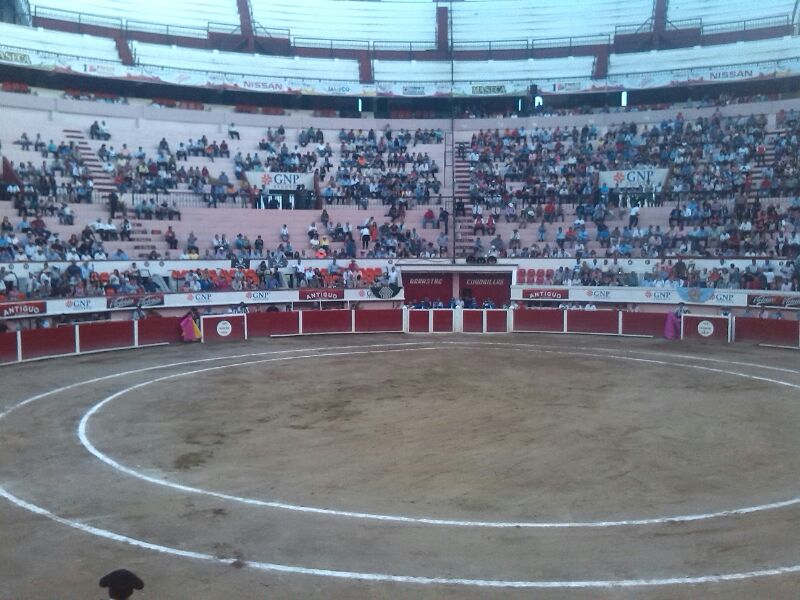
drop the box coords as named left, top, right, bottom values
left=180, top=314, right=200, bottom=342
left=664, top=312, right=681, bottom=340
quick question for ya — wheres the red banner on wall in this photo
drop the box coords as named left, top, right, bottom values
left=0, top=301, right=46, bottom=318
left=522, top=288, right=568, bottom=300
left=106, top=293, right=165, bottom=310
left=748, top=294, right=800, bottom=308
left=299, top=289, right=345, bottom=300
left=403, top=273, right=453, bottom=304
left=459, top=273, right=511, bottom=305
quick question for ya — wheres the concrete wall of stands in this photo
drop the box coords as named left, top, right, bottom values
left=1, top=308, right=798, bottom=364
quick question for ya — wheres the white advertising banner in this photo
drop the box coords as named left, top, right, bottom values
left=512, top=286, right=750, bottom=307
left=43, top=287, right=402, bottom=316
left=46, top=297, right=108, bottom=314
left=598, top=168, right=670, bottom=190
left=244, top=171, right=314, bottom=190
left=3, top=45, right=800, bottom=98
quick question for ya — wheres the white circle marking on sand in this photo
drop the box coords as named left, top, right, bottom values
left=78, top=342, right=800, bottom=528
left=3, top=483, right=800, bottom=588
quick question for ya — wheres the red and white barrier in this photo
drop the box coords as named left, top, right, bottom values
left=201, top=314, right=247, bottom=343
left=2, top=308, right=798, bottom=364
left=681, top=314, right=732, bottom=343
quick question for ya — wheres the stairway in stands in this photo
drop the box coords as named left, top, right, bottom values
left=62, top=128, right=160, bottom=258
left=62, top=128, right=117, bottom=202
left=747, top=128, right=783, bottom=198
left=453, top=156, right=474, bottom=256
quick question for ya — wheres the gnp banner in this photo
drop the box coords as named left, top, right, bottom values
left=245, top=171, right=314, bottom=191
left=599, top=168, right=669, bottom=190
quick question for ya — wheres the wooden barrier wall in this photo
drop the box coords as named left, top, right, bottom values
left=1, top=309, right=797, bottom=365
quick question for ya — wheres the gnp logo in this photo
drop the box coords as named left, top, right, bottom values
left=64, top=298, right=95, bottom=310
left=644, top=290, right=673, bottom=301
left=261, top=172, right=304, bottom=188
left=187, top=293, right=213, bottom=303
left=245, top=291, right=270, bottom=300
left=585, top=290, right=611, bottom=299
left=711, top=292, right=735, bottom=304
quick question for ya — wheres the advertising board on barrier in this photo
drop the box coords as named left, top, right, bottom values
left=0, top=300, right=46, bottom=318
left=49, top=297, right=105, bottom=314
left=17, top=288, right=402, bottom=318
left=512, top=286, right=751, bottom=307
left=521, top=288, right=568, bottom=300
left=748, top=294, right=800, bottom=308
left=106, top=294, right=165, bottom=310
left=299, top=288, right=345, bottom=301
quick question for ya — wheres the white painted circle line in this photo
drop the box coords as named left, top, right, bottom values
left=3, top=484, right=800, bottom=589
left=77, top=343, right=800, bottom=529
left=0, top=341, right=430, bottom=420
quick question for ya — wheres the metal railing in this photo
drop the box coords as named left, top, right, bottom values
left=293, top=37, right=370, bottom=51
left=32, top=7, right=248, bottom=40
left=703, top=15, right=791, bottom=35
left=31, top=5, right=794, bottom=54
left=251, top=24, right=291, bottom=39
left=614, top=19, right=655, bottom=36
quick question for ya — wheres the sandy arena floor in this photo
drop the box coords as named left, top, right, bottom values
left=2, top=333, right=800, bottom=599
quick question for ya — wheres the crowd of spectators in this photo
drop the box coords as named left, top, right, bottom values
left=320, top=125, right=443, bottom=209
left=453, top=109, right=800, bottom=263
left=0, top=257, right=159, bottom=301
left=526, top=256, right=799, bottom=292
left=461, top=111, right=775, bottom=212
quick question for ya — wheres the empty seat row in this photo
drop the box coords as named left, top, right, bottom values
left=251, top=0, right=436, bottom=44
left=29, top=0, right=239, bottom=31
left=667, top=0, right=796, bottom=27
left=131, top=41, right=360, bottom=81
left=517, top=268, right=556, bottom=285
left=0, top=21, right=119, bottom=62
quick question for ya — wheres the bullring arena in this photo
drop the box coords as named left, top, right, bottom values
left=3, top=312, right=800, bottom=599
left=3, top=0, right=800, bottom=597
